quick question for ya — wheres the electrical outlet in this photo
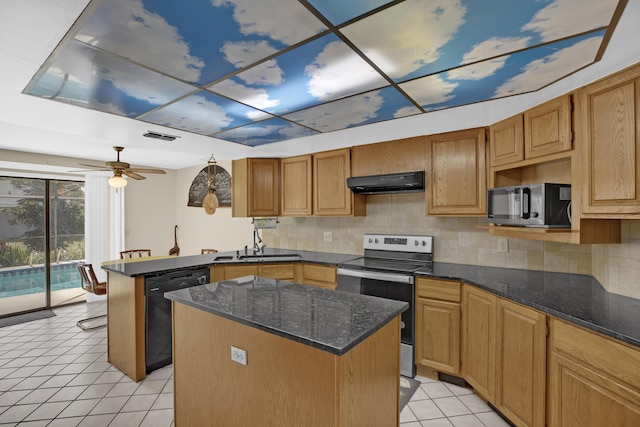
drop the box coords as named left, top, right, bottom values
left=323, top=231, right=333, bottom=242
left=497, top=238, right=509, bottom=253
left=231, top=346, right=247, bottom=365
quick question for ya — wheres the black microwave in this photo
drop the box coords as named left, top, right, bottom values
left=487, top=183, right=572, bottom=228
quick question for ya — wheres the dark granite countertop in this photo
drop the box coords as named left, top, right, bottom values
left=102, top=248, right=640, bottom=350
left=416, top=262, right=640, bottom=348
left=164, top=275, right=408, bottom=355
left=102, top=248, right=360, bottom=277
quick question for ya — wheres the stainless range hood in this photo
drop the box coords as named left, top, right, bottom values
left=347, top=171, right=425, bottom=195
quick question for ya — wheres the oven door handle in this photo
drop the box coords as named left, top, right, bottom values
left=337, top=268, right=413, bottom=284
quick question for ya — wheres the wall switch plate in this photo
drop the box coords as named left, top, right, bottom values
left=497, top=238, right=509, bottom=253
left=231, top=346, right=247, bottom=365
left=323, top=231, right=333, bottom=242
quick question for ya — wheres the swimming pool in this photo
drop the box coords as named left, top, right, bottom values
left=0, top=263, right=82, bottom=298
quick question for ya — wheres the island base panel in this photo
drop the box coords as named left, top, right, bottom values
left=172, top=302, right=400, bottom=427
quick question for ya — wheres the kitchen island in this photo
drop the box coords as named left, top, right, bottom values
left=165, top=275, right=408, bottom=427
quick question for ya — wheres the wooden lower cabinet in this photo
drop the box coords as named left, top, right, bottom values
left=211, top=263, right=333, bottom=288
left=496, top=299, right=546, bottom=427
left=549, top=319, right=640, bottom=427
left=421, top=284, right=640, bottom=427
left=415, top=278, right=461, bottom=376
left=462, top=287, right=547, bottom=427
left=462, top=285, right=497, bottom=402
left=213, top=263, right=296, bottom=281
left=298, top=263, right=336, bottom=290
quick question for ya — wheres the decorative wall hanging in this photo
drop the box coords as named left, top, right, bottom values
left=203, top=156, right=218, bottom=215
left=187, top=159, right=232, bottom=209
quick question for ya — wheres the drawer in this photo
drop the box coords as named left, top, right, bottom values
left=416, top=278, right=461, bottom=302
left=302, top=264, right=336, bottom=284
left=260, top=264, right=295, bottom=280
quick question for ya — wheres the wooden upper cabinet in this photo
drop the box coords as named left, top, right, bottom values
left=281, top=155, right=312, bottom=216
left=313, top=148, right=364, bottom=216
left=489, top=115, right=524, bottom=167
left=426, top=128, right=487, bottom=216
left=489, top=95, right=572, bottom=169
left=577, top=63, right=640, bottom=216
left=524, top=95, right=572, bottom=160
left=351, top=136, right=427, bottom=176
left=232, top=158, right=280, bottom=217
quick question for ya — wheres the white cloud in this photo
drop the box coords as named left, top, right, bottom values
left=494, top=36, right=603, bottom=98
left=211, top=79, right=279, bottom=110
left=394, top=106, right=421, bottom=119
left=236, top=59, right=283, bottom=86
left=341, top=0, right=466, bottom=80
left=522, top=0, right=619, bottom=42
left=76, top=0, right=204, bottom=81
left=305, top=41, right=388, bottom=101
left=87, top=99, right=126, bottom=116
left=88, top=53, right=190, bottom=105
left=212, top=0, right=325, bottom=45
left=221, top=40, right=279, bottom=69
left=285, top=91, right=385, bottom=132
left=448, top=37, right=531, bottom=80
left=146, top=95, right=233, bottom=134
left=222, top=122, right=311, bottom=142
left=400, top=74, right=458, bottom=107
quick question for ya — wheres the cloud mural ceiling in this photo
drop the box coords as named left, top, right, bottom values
left=24, top=0, right=626, bottom=146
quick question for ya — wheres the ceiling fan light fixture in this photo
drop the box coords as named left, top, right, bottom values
left=108, top=173, right=127, bottom=188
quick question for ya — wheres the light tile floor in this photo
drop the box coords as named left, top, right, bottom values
left=400, top=377, right=512, bottom=427
left=0, top=301, right=511, bottom=426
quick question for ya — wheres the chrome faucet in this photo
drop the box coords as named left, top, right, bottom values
left=253, top=228, right=263, bottom=254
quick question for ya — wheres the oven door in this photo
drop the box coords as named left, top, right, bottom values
left=337, top=267, right=415, bottom=377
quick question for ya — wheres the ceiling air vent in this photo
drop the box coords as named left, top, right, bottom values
left=143, top=131, right=180, bottom=141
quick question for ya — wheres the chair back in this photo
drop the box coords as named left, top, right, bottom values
left=201, top=249, right=219, bottom=254
left=78, top=263, right=107, bottom=295
left=120, top=249, right=151, bottom=259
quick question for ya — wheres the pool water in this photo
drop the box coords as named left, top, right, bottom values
left=0, top=263, right=82, bottom=298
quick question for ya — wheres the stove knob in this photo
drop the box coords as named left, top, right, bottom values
left=374, top=238, right=379, bottom=244
left=368, top=237, right=373, bottom=243
left=414, top=240, right=419, bottom=246
left=422, top=240, right=427, bottom=246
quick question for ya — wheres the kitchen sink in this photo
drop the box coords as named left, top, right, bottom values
left=212, top=255, right=234, bottom=261
left=237, top=253, right=302, bottom=261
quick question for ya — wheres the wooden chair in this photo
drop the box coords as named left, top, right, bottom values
left=201, top=249, right=219, bottom=254
left=120, top=249, right=151, bottom=259
left=77, top=263, right=107, bottom=331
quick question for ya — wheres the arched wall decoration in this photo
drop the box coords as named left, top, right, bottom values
left=187, top=165, right=231, bottom=208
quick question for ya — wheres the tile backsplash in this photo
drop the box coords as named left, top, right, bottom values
left=262, top=193, right=640, bottom=299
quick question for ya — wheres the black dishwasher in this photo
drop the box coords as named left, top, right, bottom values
left=145, top=267, right=210, bottom=373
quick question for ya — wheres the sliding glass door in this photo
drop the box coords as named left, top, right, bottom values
left=0, top=177, right=85, bottom=317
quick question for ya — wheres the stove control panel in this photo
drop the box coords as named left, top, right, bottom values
left=363, top=234, right=433, bottom=253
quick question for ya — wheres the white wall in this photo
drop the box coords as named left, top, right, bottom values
left=123, top=171, right=177, bottom=257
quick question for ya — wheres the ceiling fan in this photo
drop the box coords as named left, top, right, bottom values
left=74, top=146, right=166, bottom=188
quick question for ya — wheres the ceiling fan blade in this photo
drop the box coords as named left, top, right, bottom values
left=128, top=168, right=166, bottom=174
left=78, top=163, right=110, bottom=169
left=69, top=167, right=112, bottom=172
left=123, top=170, right=146, bottom=180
